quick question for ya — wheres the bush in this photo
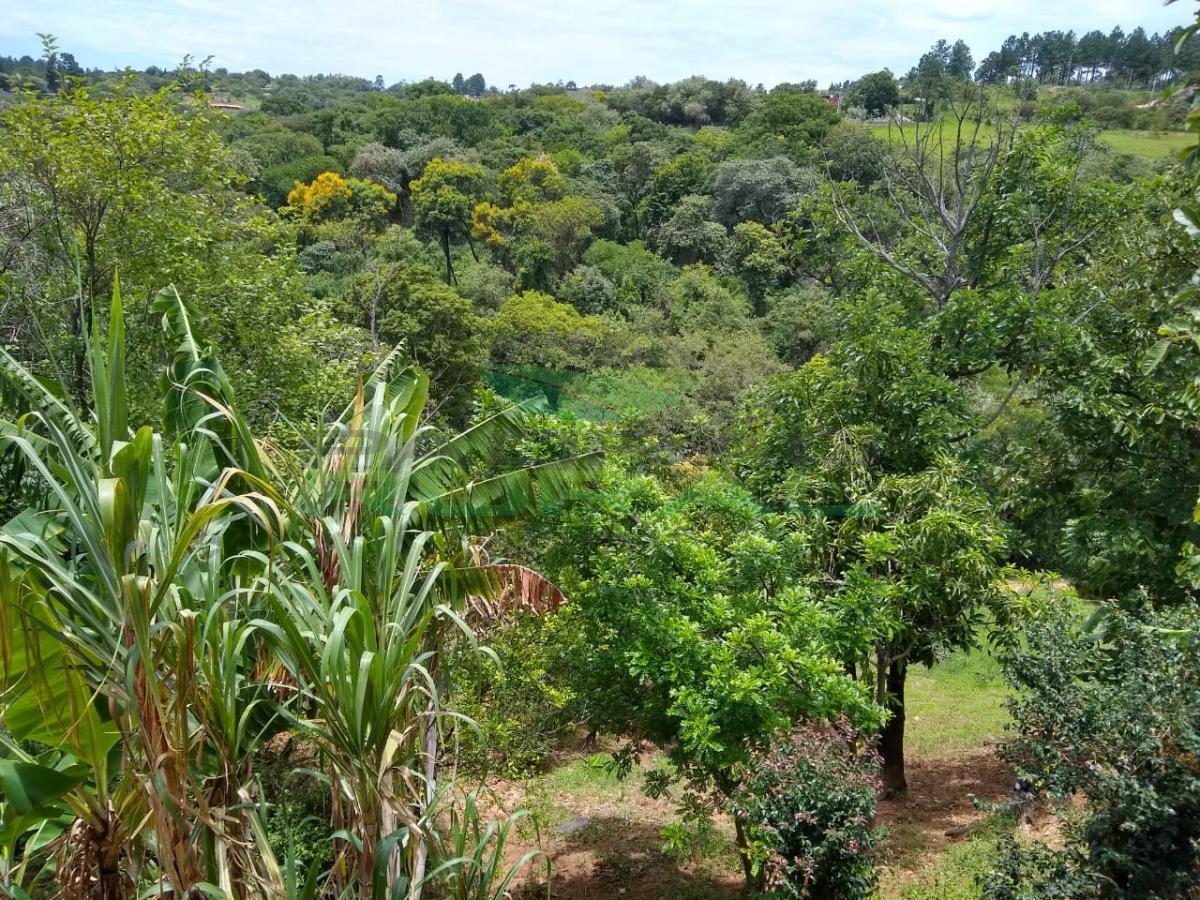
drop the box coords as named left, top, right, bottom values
left=1092, top=105, right=1134, bottom=129
left=729, top=721, right=883, bottom=899
left=450, top=613, right=578, bottom=778
left=993, top=601, right=1200, bottom=898
left=982, top=838, right=1099, bottom=900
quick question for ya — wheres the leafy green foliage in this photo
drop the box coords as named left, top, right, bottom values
left=996, top=602, right=1200, bottom=898
left=545, top=466, right=880, bottom=797
left=490, top=291, right=609, bottom=369
left=449, top=614, right=577, bottom=778
left=729, top=721, right=883, bottom=899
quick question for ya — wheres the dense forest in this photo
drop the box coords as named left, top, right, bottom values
left=1, top=7, right=1200, bottom=898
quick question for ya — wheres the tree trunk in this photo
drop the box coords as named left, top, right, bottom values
left=733, top=815, right=761, bottom=891
left=441, top=231, right=454, bottom=285
left=880, top=658, right=908, bottom=797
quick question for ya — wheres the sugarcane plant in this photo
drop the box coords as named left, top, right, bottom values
left=0, top=279, right=290, bottom=897
left=0, top=280, right=594, bottom=898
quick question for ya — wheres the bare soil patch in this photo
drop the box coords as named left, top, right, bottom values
left=876, top=747, right=1013, bottom=891
left=492, top=744, right=1015, bottom=899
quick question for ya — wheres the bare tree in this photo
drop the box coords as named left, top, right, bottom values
left=832, top=85, right=1104, bottom=422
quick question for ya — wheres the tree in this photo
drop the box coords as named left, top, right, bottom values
left=490, top=290, right=608, bottom=369
left=729, top=221, right=789, bottom=314
left=0, top=78, right=334, bottom=427
left=544, top=467, right=880, bottom=884
left=471, top=158, right=604, bottom=284
left=344, top=258, right=485, bottom=420
left=851, top=69, right=899, bottom=117
left=349, top=141, right=408, bottom=194
left=831, top=108, right=1105, bottom=325
left=761, top=284, right=838, bottom=365
left=524, top=195, right=605, bottom=275
left=738, top=92, right=840, bottom=161
left=583, top=238, right=677, bottom=311
left=558, top=264, right=617, bottom=314
left=36, top=33, right=59, bottom=93
left=0, top=79, right=228, bottom=397
left=465, top=72, right=487, bottom=96
left=639, top=151, right=715, bottom=231
left=410, top=156, right=484, bottom=284
left=651, top=194, right=729, bottom=266
left=496, top=156, right=567, bottom=205
left=355, top=136, right=465, bottom=223
left=666, top=264, right=751, bottom=335
left=710, top=157, right=817, bottom=227
left=286, top=170, right=396, bottom=230
left=821, top=122, right=887, bottom=185
left=734, top=316, right=1012, bottom=795
left=948, top=40, right=975, bottom=80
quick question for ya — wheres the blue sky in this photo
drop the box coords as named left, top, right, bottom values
left=0, top=0, right=1188, bottom=88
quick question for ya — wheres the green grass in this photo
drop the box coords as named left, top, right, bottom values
left=895, top=815, right=1015, bottom=900
left=871, top=117, right=1193, bottom=161
left=541, top=751, right=631, bottom=802
left=1098, top=129, right=1194, bottom=158
left=871, top=119, right=999, bottom=152
left=905, top=649, right=1009, bottom=757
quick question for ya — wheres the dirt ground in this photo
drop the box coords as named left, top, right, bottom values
left=876, top=748, right=1013, bottom=893
left=495, top=744, right=1014, bottom=899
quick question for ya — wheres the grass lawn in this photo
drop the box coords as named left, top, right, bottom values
left=871, top=119, right=998, bottom=152
left=905, top=648, right=1009, bottom=757
left=1098, top=129, right=1195, bottom=158
left=871, top=118, right=1194, bottom=161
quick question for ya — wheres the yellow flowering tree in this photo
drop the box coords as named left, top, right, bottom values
left=471, top=157, right=603, bottom=288
left=410, top=157, right=486, bottom=284
left=287, top=171, right=396, bottom=230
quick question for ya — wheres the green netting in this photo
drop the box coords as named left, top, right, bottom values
left=483, top=365, right=686, bottom=422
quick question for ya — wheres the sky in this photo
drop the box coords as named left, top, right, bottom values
left=0, top=0, right=1189, bottom=89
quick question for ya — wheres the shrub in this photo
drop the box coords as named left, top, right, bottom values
left=450, top=613, right=578, bottom=778
left=982, top=838, right=1101, bottom=900
left=729, top=721, right=883, bottom=899
left=993, top=601, right=1200, bottom=898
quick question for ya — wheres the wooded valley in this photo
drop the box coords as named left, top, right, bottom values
left=1, top=9, right=1199, bottom=898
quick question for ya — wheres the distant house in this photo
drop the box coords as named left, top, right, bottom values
left=825, top=93, right=841, bottom=110
left=211, top=101, right=247, bottom=112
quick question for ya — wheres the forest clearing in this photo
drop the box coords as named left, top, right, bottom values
left=471, top=650, right=1015, bottom=899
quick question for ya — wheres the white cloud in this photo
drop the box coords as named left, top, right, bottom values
left=0, top=0, right=1187, bottom=87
